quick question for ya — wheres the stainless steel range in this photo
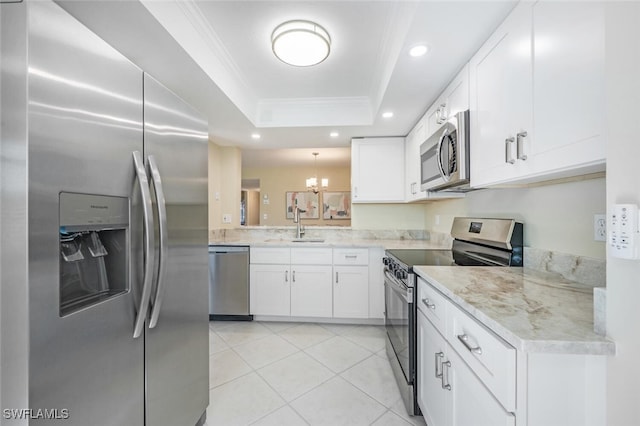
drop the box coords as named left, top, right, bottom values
left=384, top=217, right=523, bottom=416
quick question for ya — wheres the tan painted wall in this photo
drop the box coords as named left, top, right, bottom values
left=242, top=165, right=351, bottom=226
left=208, top=141, right=242, bottom=230
left=351, top=204, right=428, bottom=230
left=422, top=176, right=606, bottom=259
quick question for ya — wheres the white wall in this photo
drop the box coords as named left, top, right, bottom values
left=423, top=176, right=606, bottom=259
left=605, top=3, right=640, bottom=425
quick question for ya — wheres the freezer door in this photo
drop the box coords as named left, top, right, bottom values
left=143, top=74, right=209, bottom=426
left=27, top=1, right=145, bottom=425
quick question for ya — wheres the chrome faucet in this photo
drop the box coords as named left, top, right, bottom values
left=293, top=206, right=306, bottom=239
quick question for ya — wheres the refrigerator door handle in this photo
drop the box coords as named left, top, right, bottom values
left=132, top=151, right=155, bottom=339
left=147, top=155, right=168, bottom=329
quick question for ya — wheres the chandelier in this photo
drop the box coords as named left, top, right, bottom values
left=306, top=152, right=328, bottom=194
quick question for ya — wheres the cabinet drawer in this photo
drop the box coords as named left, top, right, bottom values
left=447, top=304, right=516, bottom=412
left=291, top=247, right=333, bottom=265
left=250, top=247, right=290, bottom=264
left=417, top=277, right=449, bottom=335
left=333, top=248, right=369, bottom=265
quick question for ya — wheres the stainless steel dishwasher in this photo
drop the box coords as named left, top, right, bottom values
left=208, top=245, right=252, bottom=321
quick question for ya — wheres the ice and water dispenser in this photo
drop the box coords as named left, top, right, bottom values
left=59, top=192, right=129, bottom=316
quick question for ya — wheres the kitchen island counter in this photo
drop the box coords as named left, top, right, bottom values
left=414, top=265, right=615, bottom=355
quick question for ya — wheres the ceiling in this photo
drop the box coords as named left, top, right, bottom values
left=57, top=0, right=516, bottom=167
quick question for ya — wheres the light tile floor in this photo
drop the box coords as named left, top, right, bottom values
left=203, top=321, right=426, bottom=426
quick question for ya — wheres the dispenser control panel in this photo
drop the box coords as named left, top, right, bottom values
left=609, top=204, right=640, bottom=260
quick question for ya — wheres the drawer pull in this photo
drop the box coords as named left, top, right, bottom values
left=435, top=351, right=444, bottom=378
left=457, top=334, right=483, bottom=355
left=344, top=255, right=358, bottom=259
left=422, top=298, right=436, bottom=310
left=441, top=360, right=452, bottom=391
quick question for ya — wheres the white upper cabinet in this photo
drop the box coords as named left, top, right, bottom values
left=351, top=137, right=405, bottom=203
left=405, top=66, right=469, bottom=203
left=427, top=64, right=470, bottom=136
left=529, top=1, right=605, bottom=177
left=405, top=116, right=428, bottom=202
left=469, top=1, right=533, bottom=187
left=470, top=1, right=605, bottom=188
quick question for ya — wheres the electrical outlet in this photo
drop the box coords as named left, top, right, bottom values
left=594, top=214, right=606, bottom=241
left=222, top=213, right=232, bottom=224
left=263, top=213, right=268, bottom=220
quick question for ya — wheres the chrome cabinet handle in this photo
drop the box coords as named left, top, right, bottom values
left=441, top=360, right=452, bottom=391
left=422, top=298, right=436, bottom=310
left=517, top=131, right=528, bottom=160
left=285, top=270, right=288, bottom=282
left=435, top=351, right=444, bottom=378
left=147, top=155, right=167, bottom=329
left=293, top=270, right=296, bottom=283
left=505, top=137, right=516, bottom=164
left=457, top=334, right=483, bottom=355
left=132, top=151, right=155, bottom=339
left=335, top=271, right=339, bottom=283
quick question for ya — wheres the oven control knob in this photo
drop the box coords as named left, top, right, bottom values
left=395, top=270, right=406, bottom=280
left=383, top=257, right=391, bottom=266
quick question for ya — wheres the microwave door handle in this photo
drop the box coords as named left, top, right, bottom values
left=132, top=151, right=155, bottom=339
left=147, top=155, right=168, bottom=329
left=436, top=128, right=450, bottom=181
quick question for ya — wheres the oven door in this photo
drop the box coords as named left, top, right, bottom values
left=384, top=269, right=414, bottom=384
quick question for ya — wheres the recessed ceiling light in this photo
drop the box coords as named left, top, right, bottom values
left=330, top=132, right=339, bottom=138
left=382, top=111, right=394, bottom=119
left=271, top=20, right=331, bottom=67
left=251, top=133, right=261, bottom=140
left=409, top=45, right=429, bottom=57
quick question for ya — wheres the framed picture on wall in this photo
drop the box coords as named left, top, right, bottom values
left=322, top=191, right=351, bottom=220
left=285, top=191, right=320, bottom=219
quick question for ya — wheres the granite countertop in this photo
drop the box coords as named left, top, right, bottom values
left=414, top=266, right=615, bottom=356
left=209, top=238, right=450, bottom=250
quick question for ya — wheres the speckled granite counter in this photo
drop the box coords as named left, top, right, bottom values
left=209, top=227, right=452, bottom=250
left=414, top=266, right=615, bottom=356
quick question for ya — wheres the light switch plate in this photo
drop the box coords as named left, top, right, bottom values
left=222, top=213, right=232, bottom=224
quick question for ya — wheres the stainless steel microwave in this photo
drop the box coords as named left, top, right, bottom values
left=420, top=109, right=471, bottom=192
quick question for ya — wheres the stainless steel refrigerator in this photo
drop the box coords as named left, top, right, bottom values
left=0, top=1, right=209, bottom=424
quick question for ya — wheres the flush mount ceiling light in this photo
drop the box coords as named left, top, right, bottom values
left=382, top=111, right=394, bottom=119
left=271, top=20, right=331, bottom=67
left=251, top=133, right=261, bottom=140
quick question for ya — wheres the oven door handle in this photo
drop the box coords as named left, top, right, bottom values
left=384, top=271, right=411, bottom=303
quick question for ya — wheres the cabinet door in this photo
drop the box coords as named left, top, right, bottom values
left=405, top=120, right=428, bottom=202
left=470, top=1, right=533, bottom=188
left=249, top=264, right=290, bottom=316
left=333, top=266, right=369, bottom=318
left=290, top=265, right=333, bottom=317
left=417, top=310, right=450, bottom=426
left=351, top=138, right=405, bottom=203
left=530, top=1, right=605, bottom=176
left=444, top=64, right=469, bottom=119
left=449, top=347, right=515, bottom=426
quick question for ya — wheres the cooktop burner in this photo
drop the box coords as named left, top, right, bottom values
left=385, top=249, right=455, bottom=268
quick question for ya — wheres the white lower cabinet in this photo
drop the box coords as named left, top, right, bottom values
left=250, top=246, right=374, bottom=320
left=417, top=276, right=608, bottom=426
left=249, top=264, right=290, bottom=316
left=417, top=309, right=514, bottom=426
left=290, top=265, right=332, bottom=317
left=333, top=265, right=369, bottom=318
